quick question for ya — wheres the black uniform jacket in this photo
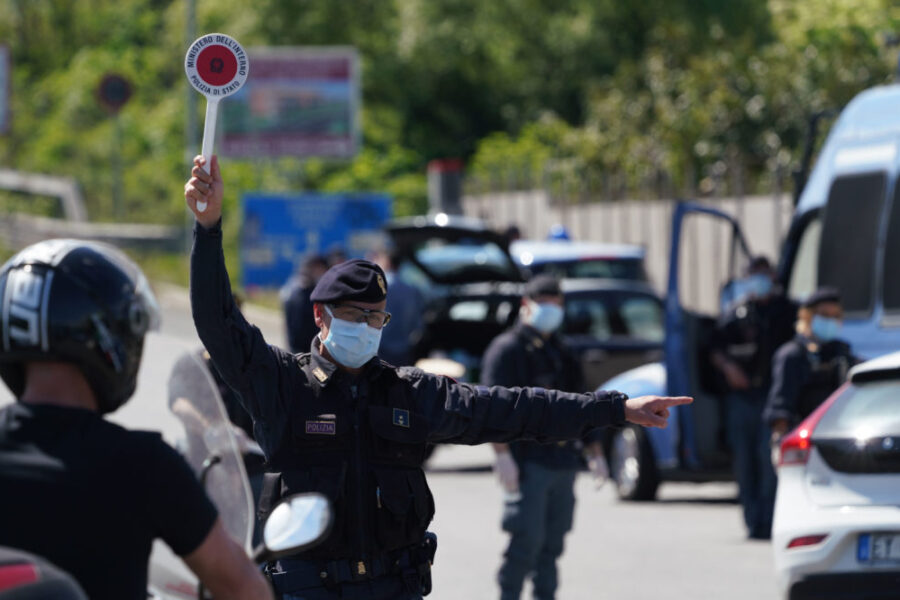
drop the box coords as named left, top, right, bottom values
left=191, top=221, right=626, bottom=457
left=190, top=222, right=626, bottom=561
left=481, top=322, right=601, bottom=469
left=709, top=294, right=796, bottom=392
left=764, top=334, right=856, bottom=427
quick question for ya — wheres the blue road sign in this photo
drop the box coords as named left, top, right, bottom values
left=241, top=192, right=392, bottom=289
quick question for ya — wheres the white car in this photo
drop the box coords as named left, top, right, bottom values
left=773, top=350, right=900, bottom=599
left=509, top=240, right=648, bottom=282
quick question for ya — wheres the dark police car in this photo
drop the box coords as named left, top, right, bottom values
left=383, top=215, right=663, bottom=387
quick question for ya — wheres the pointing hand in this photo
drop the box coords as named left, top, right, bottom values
left=624, top=395, right=693, bottom=428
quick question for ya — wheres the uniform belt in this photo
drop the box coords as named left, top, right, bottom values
left=270, top=547, right=416, bottom=591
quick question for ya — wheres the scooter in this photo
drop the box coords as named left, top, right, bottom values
left=148, top=351, right=332, bottom=599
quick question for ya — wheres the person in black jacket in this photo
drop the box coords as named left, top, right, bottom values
left=482, top=275, right=608, bottom=600
left=184, top=154, right=692, bottom=600
left=765, top=287, right=858, bottom=442
left=282, top=254, right=329, bottom=354
left=709, top=257, right=795, bottom=540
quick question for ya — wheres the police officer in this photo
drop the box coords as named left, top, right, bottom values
left=283, top=255, right=330, bottom=354
left=185, top=155, right=691, bottom=600
left=370, top=245, right=425, bottom=367
left=483, top=275, right=607, bottom=600
left=709, top=256, right=795, bottom=540
left=765, top=287, right=857, bottom=443
left=0, top=239, right=272, bottom=600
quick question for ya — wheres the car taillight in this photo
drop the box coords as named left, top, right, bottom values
left=787, top=534, right=828, bottom=549
left=779, top=383, right=848, bottom=466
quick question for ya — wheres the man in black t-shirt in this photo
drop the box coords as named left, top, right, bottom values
left=0, top=239, right=272, bottom=600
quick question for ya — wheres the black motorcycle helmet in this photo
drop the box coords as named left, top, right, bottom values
left=0, top=239, right=160, bottom=413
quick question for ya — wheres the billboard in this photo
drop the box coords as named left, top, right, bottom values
left=241, top=192, right=391, bottom=289
left=221, top=47, right=360, bottom=159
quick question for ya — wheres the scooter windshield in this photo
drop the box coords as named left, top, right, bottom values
left=167, top=352, right=254, bottom=551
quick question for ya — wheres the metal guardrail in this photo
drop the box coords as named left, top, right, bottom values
left=0, top=213, right=183, bottom=252
left=0, top=169, right=88, bottom=222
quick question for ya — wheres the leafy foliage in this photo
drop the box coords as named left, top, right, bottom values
left=470, top=0, right=900, bottom=198
left=1, top=0, right=898, bottom=234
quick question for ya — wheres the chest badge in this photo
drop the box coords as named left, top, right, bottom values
left=311, top=367, right=328, bottom=383
left=392, top=408, right=410, bottom=428
left=305, top=420, right=336, bottom=435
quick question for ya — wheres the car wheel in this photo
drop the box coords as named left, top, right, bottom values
left=610, top=425, right=659, bottom=501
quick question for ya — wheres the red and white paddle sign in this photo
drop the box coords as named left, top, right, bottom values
left=184, top=33, right=249, bottom=211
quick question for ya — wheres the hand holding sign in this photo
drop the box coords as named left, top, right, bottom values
left=185, top=154, right=223, bottom=229
left=184, top=33, right=248, bottom=212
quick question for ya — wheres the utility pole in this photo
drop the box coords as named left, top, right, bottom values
left=185, top=0, right=197, bottom=162
left=184, top=0, right=197, bottom=250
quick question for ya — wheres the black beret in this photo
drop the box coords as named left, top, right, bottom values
left=310, top=259, right=388, bottom=304
left=802, top=286, right=841, bottom=309
left=525, top=274, right=562, bottom=299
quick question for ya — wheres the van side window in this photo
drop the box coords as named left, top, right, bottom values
left=787, top=216, right=822, bottom=302
left=883, top=182, right=900, bottom=313
left=818, top=172, right=886, bottom=316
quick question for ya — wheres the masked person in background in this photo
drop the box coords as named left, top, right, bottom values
left=765, top=287, right=858, bottom=446
left=371, top=246, right=425, bottom=367
left=709, top=256, right=795, bottom=540
left=282, top=254, right=330, bottom=354
left=482, top=275, right=608, bottom=600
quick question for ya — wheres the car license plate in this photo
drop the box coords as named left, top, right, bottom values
left=858, top=533, right=900, bottom=563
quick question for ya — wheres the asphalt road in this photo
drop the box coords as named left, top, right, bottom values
left=0, top=285, right=780, bottom=599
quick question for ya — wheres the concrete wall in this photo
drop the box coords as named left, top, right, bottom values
left=463, top=191, right=794, bottom=312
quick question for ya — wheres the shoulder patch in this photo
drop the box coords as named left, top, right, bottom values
left=312, top=367, right=328, bottom=382
left=392, top=408, right=410, bottom=428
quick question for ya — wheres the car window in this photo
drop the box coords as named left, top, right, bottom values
left=787, top=215, right=822, bottom=302
left=620, top=296, right=665, bottom=342
left=527, top=258, right=645, bottom=281
left=818, top=172, right=885, bottom=316
left=564, top=298, right=611, bottom=339
left=815, top=381, right=900, bottom=438
left=448, top=300, right=489, bottom=321
left=415, top=239, right=513, bottom=279
left=563, top=292, right=663, bottom=342
left=882, top=183, right=900, bottom=313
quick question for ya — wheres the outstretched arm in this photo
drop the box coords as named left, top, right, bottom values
left=404, top=368, right=691, bottom=445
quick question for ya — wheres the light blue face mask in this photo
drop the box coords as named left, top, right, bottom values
left=320, top=306, right=383, bottom=368
left=811, top=314, right=841, bottom=343
left=745, top=274, right=773, bottom=298
left=526, top=300, right=564, bottom=334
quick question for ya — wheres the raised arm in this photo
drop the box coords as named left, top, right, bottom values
left=185, top=155, right=293, bottom=440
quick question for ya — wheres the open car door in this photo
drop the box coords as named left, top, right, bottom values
left=665, top=201, right=752, bottom=473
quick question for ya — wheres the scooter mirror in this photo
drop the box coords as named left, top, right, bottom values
left=258, top=493, right=333, bottom=562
